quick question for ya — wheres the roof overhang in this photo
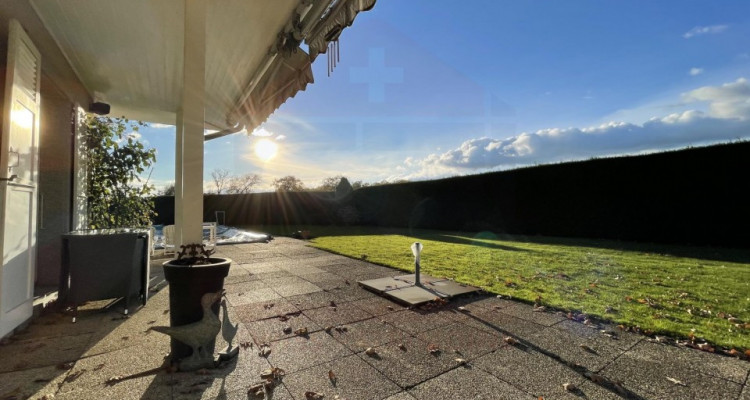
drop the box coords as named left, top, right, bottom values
left=27, top=0, right=375, bottom=138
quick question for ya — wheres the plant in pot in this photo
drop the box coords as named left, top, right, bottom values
left=153, top=243, right=234, bottom=371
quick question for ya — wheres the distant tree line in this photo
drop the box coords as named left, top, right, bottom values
left=158, top=170, right=409, bottom=195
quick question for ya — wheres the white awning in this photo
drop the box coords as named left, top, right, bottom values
left=28, top=0, right=376, bottom=136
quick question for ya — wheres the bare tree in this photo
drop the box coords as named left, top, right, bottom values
left=227, top=173, right=261, bottom=194
left=318, top=175, right=345, bottom=191
left=211, top=168, right=231, bottom=194
left=272, top=175, right=305, bottom=192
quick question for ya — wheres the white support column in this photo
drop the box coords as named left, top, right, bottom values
left=175, top=0, right=206, bottom=246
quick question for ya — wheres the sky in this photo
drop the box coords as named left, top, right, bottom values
left=138, top=1, right=750, bottom=192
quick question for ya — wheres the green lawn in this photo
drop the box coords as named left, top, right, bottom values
left=250, top=225, right=750, bottom=350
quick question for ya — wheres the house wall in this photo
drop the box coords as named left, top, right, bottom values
left=0, top=5, right=92, bottom=287
left=36, top=75, right=73, bottom=286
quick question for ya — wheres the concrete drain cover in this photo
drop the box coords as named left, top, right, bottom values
left=358, top=274, right=481, bottom=306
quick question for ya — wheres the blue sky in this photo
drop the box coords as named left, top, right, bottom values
left=140, top=1, right=750, bottom=191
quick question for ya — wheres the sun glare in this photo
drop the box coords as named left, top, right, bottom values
left=254, top=138, right=278, bottom=161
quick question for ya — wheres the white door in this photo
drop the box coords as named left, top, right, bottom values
left=0, top=20, right=42, bottom=338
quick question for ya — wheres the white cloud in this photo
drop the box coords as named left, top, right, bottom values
left=402, top=77, right=750, bottom=179
left=252, top=127, right=274, bottom=137
left=150, top=123, right=173, bottom=129
left=276, top=135, right=287, bottom=141
left=689, top=67, right=704, bottom=76
left=683, top=77, right=750, bottom=119
left=683, top=24, right=728, bottom=39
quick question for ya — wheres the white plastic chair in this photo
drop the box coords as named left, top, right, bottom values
left=163, top=225, right=176, bottom=256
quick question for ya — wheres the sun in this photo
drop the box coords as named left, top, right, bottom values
left=254, top=138, right=278, bottom=161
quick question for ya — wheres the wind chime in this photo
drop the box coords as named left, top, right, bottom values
left=327, top=39, right=340, bottom=77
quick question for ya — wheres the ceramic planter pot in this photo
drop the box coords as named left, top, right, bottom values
left=162, top=258, right=231, bottom=360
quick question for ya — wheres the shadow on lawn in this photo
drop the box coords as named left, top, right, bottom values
left=502, top=234, right=750, bottom=264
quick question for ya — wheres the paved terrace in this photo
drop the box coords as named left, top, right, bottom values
left=1, top=238, right=748, bottom=400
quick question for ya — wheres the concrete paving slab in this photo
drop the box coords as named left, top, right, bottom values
left=499, top=302, right=567, bottom=326
left=286, top=290, right=341, bottom=311
left=474, top=345, right=589, bottom=399
left=350, top=296, right=407, bottom=316
left=304, top=278, right=352, bottom=291
left=462, top=308, right=546, bottom=339
left=415, top=322, right=503, bottom=360
left=551, top=319, right=643, bottom=352
left=243, top=260, right=291, bottom=274
left=358, top=277, right=413, bottom=292
left=0, top=365, right=68, bottom=400
left=272, top=281, right=324, bottom=298
left=383, top=392, right=418, bottom=400
left=357, top=335, right=456, bottom=389
left=53, top=375, right=174, bottom=400
left=282, top=354, right=401, bottom=400
left=56, top=341, right=172, bottom=395
left=525, top=326, right=625, bottom=372
left=296, top=271, right=344, bottom=284
left=326, top=285, right=377, bottom=303
left=380, top=309, right=456, bottom=335
left=261, top=276, right=312, bottom=289
left=393, top=274, right=448, bottom=285
left=383, top=285, right=447, bottom=305
left=254, top=270, right=295, bottom=280
left=303, top=302, right=374, bottom=328
left=280, top=265, right=329, bottom=276
left=244, top=312, right=321, bottom=344
left=600, top=347, right=742, bottom=400
left=623, top=341, right=750, bottom=384
left=223, top=279, right=269, bottom=295
left=423, top=279, right=482, bottom=297
left=224, top=288, right=282, bottom=307
left=233, top=299, right=301, bottom=323
left=223, top=272, right=259, bottom=285
left=408, top=366, right=536, bottom=400
left=0, top=332, right=94, bottom=373
left=741, top=383, right=750, bottom=400
left=328, top=318, right=408, bottom=353
left=168, top=337, right=276, bottom=400
left=382, top=286, right=446, bottom=306
left=265, top=331, right=353, bottom=374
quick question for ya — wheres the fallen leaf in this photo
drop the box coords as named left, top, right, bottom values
left=533, top=306, right=546, bottom=312
left=697, top=343, right=714, bottom=352
left=325, top=326, right=333, bottom=333
left=260, top=367, right=285, bottom=380
left=454, top=358, right=467, bottom=365
left=330, top=301, right=337, bottom=307
left=328, top=369, right=336, bottom=382
left=56, top=362, right=75, bottom=370
left=563, top=382, right=577, bottom=392
left=64, top=369, right=86, bottom=383
left=625, top=296, right=633, bottom=302
left=263, top=303, right=275, bottom=309
left=247, top=383, right=265, bottom=398
left=105, top=375, right=123, bottom=386
left=579, top=344, right=597, bottom=354
left=666, top=377, right=686, bottom=386
left=427, top=343, right=440, bottom=354
left=745, top=349, right=750, bottom=358
left=283, top=326, right=292, bottom=334
left=305, top=391, right=325, bottom=399
left=503, top=336, right=518, bottom=345
left=93, top=363, right=106, bottom=371
left=258, top=343, right=271, bottom=357
left=397, top=343, right=407, bottom=351
left=386, top=306, right=394, bottom=311
left=240, top=341, right=253, bottom=349
left=365, top=347, right=377, bottom=356
left=294, top=327, right=309, bottom=336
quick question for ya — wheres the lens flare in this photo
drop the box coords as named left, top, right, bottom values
left=254, top=138, right=278, bottom=161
